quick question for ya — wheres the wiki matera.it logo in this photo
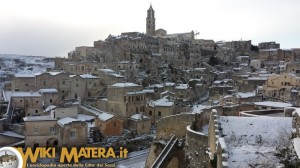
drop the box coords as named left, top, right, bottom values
left=0, top=147, right=22, bottom=168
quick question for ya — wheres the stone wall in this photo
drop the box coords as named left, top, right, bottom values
left=156, top=113, right=195, bottom=139
left=185, top=125, right=210, bottom=167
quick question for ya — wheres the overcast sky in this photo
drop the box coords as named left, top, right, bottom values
left=0, top=0, right=299, bottom=57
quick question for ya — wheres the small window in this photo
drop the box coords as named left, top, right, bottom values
left=70, top=131, right=76, bottom=138
left=50, top=127, right=55, bottom=133
left=94, top=83, right=96, bottom=87
left=62, top=81, right=65, bottom=85
left=43, top=81, right=46, bottom=86
left=36, top=101, right=39, bottom=103
left=25, top=83, right=28, bottom=86
left=50, top=99, right=53, bottom=103
left=158, top=111, right=161, bottom=116
left=20, top=100, right=23, bottom=103
left=35, top=110, right=38, bottom=113
left=76, top=83, right=79, bottom=87
left=149, top=111, right=152, bottom=116
left=33, top=128, right=38, bottom=133
left=114, top=122, right=117, bottom=127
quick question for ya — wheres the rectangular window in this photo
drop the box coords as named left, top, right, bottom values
left=62, top=81, right=65, bottom=85
left=50, top=127, right=55, bottom=133
left=76, top=83, right=79, bottom=87
left=33, top=128, right=38, bottom=133
left=25, top=83, right=28, bottom=86
left=70, top=131, right=76, bottom=138
left=43, top=81, right=46, bottom=86
left=158, top=111, right=161, bottom=116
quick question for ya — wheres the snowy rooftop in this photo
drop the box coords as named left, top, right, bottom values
left=164, top=82, right=175, bottom=87
left=127, top=91, right=146, bottom=95
left=14, top=74, right=36, bottom=78
left=254, top=101, right=292, bottom=108
left=219, top=116, right=292, bottom=168
left=77, top=114, right=95, bottom=121
left=111, top=83, right=140, bottom=87
left=80, top=74, right=99, bottom=79
left=57, top=117, right=79, bottom=126
left=237, top=91, right=256, bottom=98
left=175, top=84, right=189, bottom=90
left=44, top=105, right=57, bottom=112
left=129, top=113, right=149, bottom=121
left=149, top=96, right=174, bottom=107
left=80, top=105, right=114, bottom=121
left=39, top=88, right=58, bottom=93
left=3, top=91, right=41, bottom=100
left=24, top=115, right=56, bottom=122
left=0, top=131, right=25, bottom=139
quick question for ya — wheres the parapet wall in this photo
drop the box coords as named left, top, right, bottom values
left=185, top=125, right=209, bottom=168
left=239, top=109, right=283, bottom=117
left=156, top=113, right=196, bottom=139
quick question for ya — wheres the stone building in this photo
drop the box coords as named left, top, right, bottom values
left=261, top=73, right=300, bottom=105
left=258, top=41, right=280, bottom=49
left=226, top=40, right=251, bottom=54
left=23, top=115, right=58, bottom=148
left=80, top=105, right=123, bottom=136
left=38, top=88, right=58, bottom=107
left=11, top=74, right=36, bottom=91
left=128, top=113, right=151, bottom=135
left=57, top=117, right=87, bottom=148
left=146, top=96, right=175, bottom=124
left=106, top=83, right=146, bottom=126
left=3, top=91, right=44, bottom=117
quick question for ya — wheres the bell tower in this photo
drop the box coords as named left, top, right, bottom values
left=146, top=4, right=155, bottom=35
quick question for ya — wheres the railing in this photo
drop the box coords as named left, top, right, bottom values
left=151, top=134, right=178, bottom=168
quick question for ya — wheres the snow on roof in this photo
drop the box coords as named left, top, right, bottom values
left=24, top=115, right=56, bottom=122
left=254, top=101, right=292, bottom=108
left=77, top=114, right=95, bottom=121
left=99, top=69, right=115, bottom=73
left=80, top=74, right=99, bottom=79
left=293, top=138, right=300, bottom=158
left=165, top=82, right=175, bottom=86
left=57, top=117, right=79, bottom=126
left=11, top=91, right=41, bottom=98
left=129, top=113, right=149, bottom=121
left=150, top=84, right=164, bottom=88
left=14, top=74, right=35, bottom=78
left=110, top=73, right=124, bottom=78
left=126, top=91, right=146, bottom=95
left=39, top=88, right=58, bottom=93
left=219, top=116, right=292, bottom=168
left=175, top=84, right=189, bottom=90
left=143, top=89, right=155, bottom=93
left=0, top=131, right=25, bottom=139
left=44, top=105, right=57, bottom=112
left=48, top=71, right=63, bottom=76
left=149, top=96, right=174, bottom=107
left=111, top=83, right=140, bottom=87
left=237, top=91, right=256, bottom=98
left=80, top=105, right=114, bottom=121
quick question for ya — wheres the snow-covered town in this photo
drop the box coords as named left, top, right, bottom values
left=1, top=4, right=300, bottom=168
